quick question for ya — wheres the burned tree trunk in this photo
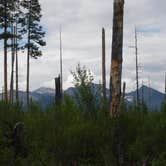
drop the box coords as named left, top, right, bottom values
left=135, top=28, right=140, bottom=106
left=165, top=73, right=166, bottom=103
left=2, top=86, right=4, bottom=101
left=102, top=28, right=106, bottom=101
left=4, top=0, right=8, bottom=102
left=15, top=24, right=19, bottom=103
left=122, top=81, right=126, bottom=102
left=121, top=81, right=126, bottom=112
left=10, top=26, right=16, bottom=104
left=55, top=75, right=62, bottom=106
left=110, top=0, right=125, bottom=117
left=59, top=28, right=63, bottom=95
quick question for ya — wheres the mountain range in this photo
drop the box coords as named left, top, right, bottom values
left=0, top=85, right=165, bottom=110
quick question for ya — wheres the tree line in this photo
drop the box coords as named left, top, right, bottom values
left=0, top=0, right=46, bottom=111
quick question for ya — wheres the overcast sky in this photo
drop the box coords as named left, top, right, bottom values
left=0, top=0, right=166, bottom=93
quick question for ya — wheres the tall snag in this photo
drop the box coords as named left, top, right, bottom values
left=59, top=28, right=63, bottom=95
left=55, top=75, right=62, bottom=106
left=165, top=73, right=166, bottom=103
left=15, top=24, right=19, bottom=103
left=110, top=0, right=125, bottom=117
left=102, top=28, right=106, bottom=101
left=122, top=81, right=126, bottom=102
left=9, top=25, right=16, bottom=104
left=135, top=28, right=140, bottom=106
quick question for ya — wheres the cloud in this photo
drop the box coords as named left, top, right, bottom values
left=0, top=0, right=165, bottom=93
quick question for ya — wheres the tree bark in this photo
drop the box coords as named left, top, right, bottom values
left=165, top=72, right=166, bottom=103
left=102, top=28, right=106, bottom=101
left=15, top=24, right=19, bottom=103
left=26, top=0, right=32, bottom=111
left=10, top=25, right=15, bottom=104
left=135, top=28, right=139, bottom=106
left=60, top=28, right=63, bottom=95
left=4, top=0, right=8, bottom=102
left=55, top=75, right=62, bottom=106
left=110, top=0, right=124, bottom=117
left=122, top=81, right=126, bottom=102
left=26, top=38, right=30, bottom=111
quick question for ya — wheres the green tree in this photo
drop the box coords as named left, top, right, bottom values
left=0, top=0, right=19, bottom=102
left=71, top=64, right=102, bottom=114
left=21, top=0, right=46, bottom=111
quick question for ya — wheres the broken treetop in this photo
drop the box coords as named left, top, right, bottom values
left=114, top=0, right=124, bottom=4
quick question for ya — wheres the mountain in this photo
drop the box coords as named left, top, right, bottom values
left=0, top=88, right=55, bottom=109
left=34, top=87, right=55, bottom=95
left=32, top=87, right=55, bottom=108
left=126, top=85, right=165, bottom=110
left=0, top=85, right=165, bottom=110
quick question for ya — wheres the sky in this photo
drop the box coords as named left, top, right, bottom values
left=0, top=0, right=166, bottom=93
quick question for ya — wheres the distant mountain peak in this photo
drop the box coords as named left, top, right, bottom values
left=126, top=85, right=165, bottom=110
left=34, top=87, right=55, bottom=94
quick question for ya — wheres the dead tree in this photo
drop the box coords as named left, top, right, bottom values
left=59, top=28, right=63, bottom=95
left=10, top=26, right=16, bottom=104
left=148, top=76, right=151, bottom=110
left=55, top=75, right=62, bottom=106
left=15, top=24, right=19, bottom=103
left=102, top=28, right=106, bottom=101
left=2, top=86, right=4, bottom=101
left=135, top=28, right=140, bottom=106
left=12, top=122, right=26, bottom=156
left=4, top=0, right=8, bottom=102
left=141, top=80, right=144, bottom=105
left=110, top=0, right=125, bottom=117
left=165, top=73, right=166, bottom=103
left=122, top=81, right=126, bottom=102
left=120, top=81, right=126, bottom=112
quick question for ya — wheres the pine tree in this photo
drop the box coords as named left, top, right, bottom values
left=21, top=0, right=46, bottom=111
left=0, top=0, right=23, bottom=103
left=0, top=0, right=16, bottom=102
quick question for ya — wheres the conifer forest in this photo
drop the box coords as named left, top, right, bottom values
left=0, top=0, right=166, bottom=165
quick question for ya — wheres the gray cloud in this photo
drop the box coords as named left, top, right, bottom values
left=0, top=0, right=165, bottom=93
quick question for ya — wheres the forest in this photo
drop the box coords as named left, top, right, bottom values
left=0, top=0, right=166, bottom=165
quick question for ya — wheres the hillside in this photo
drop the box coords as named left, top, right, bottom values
left=0, top=85, right=164, bottom=110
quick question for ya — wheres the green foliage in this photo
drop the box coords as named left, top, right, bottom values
left=21, top=0, right=46, bottom=58
left=71, top=63, right=94, bottom=87
left=71, top=63, right=102, bottom=114
left=0, top=0, right=24, bottom=43
left=0, top=93, right=166, bottom=165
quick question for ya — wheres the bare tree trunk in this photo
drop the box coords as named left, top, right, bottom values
left=26, top=42, right=30, bottom=111
left=59, top=28, right=63, bottom=95
left=110, top=0, right=125, bottom=117
left=135, top=28, right=140, bottom=106
left=73, top=160, right=77, bottom=166
left=122, top=81, right=126, bottom=102
left=148, top=76, right=151, bottom=110
left=2, top=86, right=4, bottom=101
left=141, top=80, right=144, bottom=105
left=102, top=28, right=106, bottom=101
left=26, top=1, right=32, bottom=111
left=10, top=25, right=15, bottom=104
left=4, top=0, right=8, bottom=102
left=165, top=72, right=166, bottom=103
left=55, top=75, right=62, bottom=106
left=15, top=25, right=19, bottom=103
